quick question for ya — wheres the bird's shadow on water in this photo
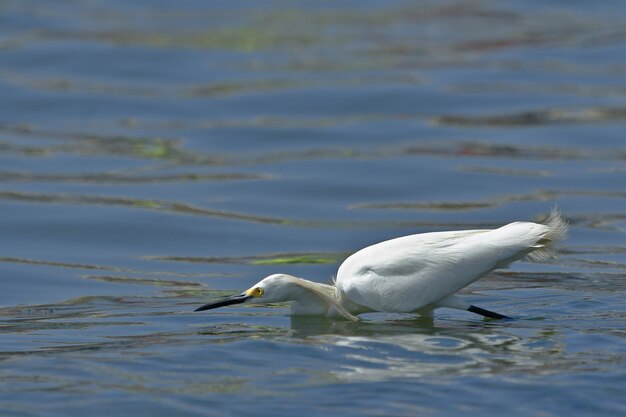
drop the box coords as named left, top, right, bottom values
left=191, top=311, right=519, bottom=343
left=213, top=310, right=503, bottom=340
left=287, top=314, right=496, bottom=339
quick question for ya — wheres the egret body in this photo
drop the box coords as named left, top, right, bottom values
left=195, top=211, right=567, bottom=320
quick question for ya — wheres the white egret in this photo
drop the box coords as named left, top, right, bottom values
left=195, top=211, right=567, bottom=320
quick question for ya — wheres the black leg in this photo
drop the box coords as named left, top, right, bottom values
left=468, top=305, right=511, bottom=320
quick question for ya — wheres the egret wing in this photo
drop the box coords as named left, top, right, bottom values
left=336, top=229, right=490, bottom=312
left=336, top=221, right=557, bottom=313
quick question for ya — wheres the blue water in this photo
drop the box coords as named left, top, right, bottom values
left=1, top=1, right=625, bottom=416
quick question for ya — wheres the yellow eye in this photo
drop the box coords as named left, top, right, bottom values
left=247, top=287, right=264, bottom=297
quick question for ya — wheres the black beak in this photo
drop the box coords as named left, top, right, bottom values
left=194, top=293, right=252, bottom=312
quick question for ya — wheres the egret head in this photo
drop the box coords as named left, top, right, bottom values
left=194, top=274, right=297, bottom=312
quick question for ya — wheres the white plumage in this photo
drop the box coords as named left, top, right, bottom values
left=195, top=210, right=567, bottom=320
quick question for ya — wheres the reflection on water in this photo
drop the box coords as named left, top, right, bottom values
left=1, top=0, right=626, bottom=416
left=1, top=271, right=625, bottom=416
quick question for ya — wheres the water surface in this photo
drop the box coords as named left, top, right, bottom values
left=1, top=1, right=625, bottom=416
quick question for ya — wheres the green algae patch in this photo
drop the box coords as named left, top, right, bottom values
left=251, top=254, right=344, bottom=265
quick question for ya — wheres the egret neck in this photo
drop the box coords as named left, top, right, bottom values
left=196, top=274, right=362, bottom=320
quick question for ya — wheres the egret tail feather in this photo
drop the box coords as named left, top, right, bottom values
left=523, top=208, right=568, bottom=263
